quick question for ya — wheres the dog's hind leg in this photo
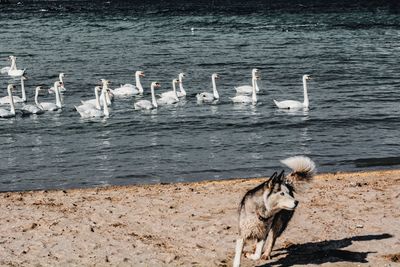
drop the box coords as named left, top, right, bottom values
left=261, top=228, right=276, bottom=260
left=245, top=239, right=265, bottom=260
left=233, top=238, right=244, bottom=267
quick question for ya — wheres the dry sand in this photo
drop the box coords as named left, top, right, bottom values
left=0, top=170, right=399, bottom=266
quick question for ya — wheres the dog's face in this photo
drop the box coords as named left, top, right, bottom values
left=263, top=172, right=298, bottom=212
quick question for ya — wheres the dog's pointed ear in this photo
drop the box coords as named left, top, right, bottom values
left=277, top=170, right=285, bottom=182
left=266, top=172, right=278, bottom=188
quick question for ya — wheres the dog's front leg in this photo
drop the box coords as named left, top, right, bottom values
left=261, top=228, right=275, bottom=260
left=245, top=239, right=265, bottom=260
left=233, top=238, right=244, bottom=267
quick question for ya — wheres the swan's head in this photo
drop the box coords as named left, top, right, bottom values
left=7, top=84, right=15, bottom=91
left=303, top=75, right=312, bottom=80
left=21, top=75, right=28, bottom=81
left=179, top=73, right=185, bottom=80
left=252, top=68, right=259, bottom=75
left=35, top=86, right=43, bottom=93
left=172, top=79, right=179, bottom=84
left=151, top=82, right=161, bottom=89
left=212, top=73, right=220, bottom=80
left=254, top=75, right=260, bottom=80
left=101, top=79, right=111, bottom=87
left=60, top=73, right=65, bottom=78
left=8, top=55, right=16, bottom=61
left=136, top=71, right=145, bottom=77
left=95, top=86, right=102, bottom=92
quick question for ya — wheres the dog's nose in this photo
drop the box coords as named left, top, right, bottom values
left=294, top=200, right=299, bottom=207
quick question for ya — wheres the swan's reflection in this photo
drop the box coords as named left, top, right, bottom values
left=96, top=130, right=115, bottom=185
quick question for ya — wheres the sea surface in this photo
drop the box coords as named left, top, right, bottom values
left=1, top=1, right=400, bottom=191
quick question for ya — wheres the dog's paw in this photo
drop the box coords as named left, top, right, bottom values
left=245, top=252, right=260, bottom=260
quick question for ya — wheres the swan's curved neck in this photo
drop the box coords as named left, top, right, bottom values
left=7, top=87, right=15, bottom=115
left=20, top=77, right=26, bottom=102
left=252, top=78, right=257, bottom=104
left=34, top=89, right=41, bottom=108
left=136, top=74, right=143, bottom=94
left=254, top=77, right=259, bottom=92
left=10, top=58, right=17, bottom=71
left=172, top=82, right=178, bottom=100
left=54, top=82, right=62, bottom=108
left=94, top=88, right=101, bottom=110
left=212, top=77, right=219, bottom=99
left=151, top=85, right=158, bottom=108
left=303, top=77, right=309, bottom=108
left=102, top=82, right=111, bottom=105
left=102, top=89, right=110, bottom=117
left=179, top=76, right=186, bottom=95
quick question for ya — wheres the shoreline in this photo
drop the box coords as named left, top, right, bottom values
left=1, top=169, right=399, bottom=266
left=3, top=167, right=400, bottom=194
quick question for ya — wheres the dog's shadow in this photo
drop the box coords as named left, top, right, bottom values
left=258, top=233, right=393, bottom=267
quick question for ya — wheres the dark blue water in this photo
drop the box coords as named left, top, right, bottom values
left=1, top=1, right=400, bottom=191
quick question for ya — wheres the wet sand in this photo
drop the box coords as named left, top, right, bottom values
left=0, top=170, right=399, bottom=266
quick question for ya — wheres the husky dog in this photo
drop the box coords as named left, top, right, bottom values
left=233, top=156, right=316, bottom=267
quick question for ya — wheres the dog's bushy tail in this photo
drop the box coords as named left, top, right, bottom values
left=281, top=156, right=316, bottom=181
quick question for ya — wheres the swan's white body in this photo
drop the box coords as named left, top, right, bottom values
left=6, top=56, right=25, bottom=78
left=49, top=73, right=67, bottom=94
left=196, top=73, right=220, bottom=103
left=235, top=68, right=260, bottom=95
left=111, top=71, right=144, bottom=97
left=0, top=67, right=10, bottom=74
left=157, top=79, right=179, bottom=105
left=274, top=75, right=311, bottom=110
left=75, top=87, right=109, bottom=118
left=0, top=85, right=17, bottom=118
left=80, top=86, right=102, bottom=109
left=0, top=75, right=27, bottom=104
left=21, top=87, right=45, bottom=115
left=134, top=82, right=160, bottom=110
left=160, top=73, right=187, bottom=98
left=38, top=81, right=63, bottom=111
left=231, top=75, right=259, bottom=104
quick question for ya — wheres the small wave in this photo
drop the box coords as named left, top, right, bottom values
left=354, top=157, right=400, bottom=167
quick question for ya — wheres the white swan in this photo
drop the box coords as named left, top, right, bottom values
left=80, top=86, right=102, bottom=109
left=160, top=73, right=187, bottom=98
left=99, top=79, right=114, bottom=106
left=157, top=79, right=179, bottom=105
left=20, top=86, right=45, bottom=115
left=274, top=75, right=312, bottom=110
left=235, top=68, right=260, bottom=95
left=38, top=81, right=63, bottom=111
left=111, top=71, right=145, bottom=97
left=0, top=85, right=17, bottom=118
left=231, top=75, right=259, bottom=104
left=75, top=87, right=110, bottom=118
left=196, top=73, right=220, bottom=103
left=0, top=75, right=27, bottom=104
left=48, top=73, right=67, bottom=94
left=7, top=56, right=25, bottom=78
left=134, top=82, right=160, bottom=110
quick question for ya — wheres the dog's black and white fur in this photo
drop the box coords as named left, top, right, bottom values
left=233, top=156, right=315, bottom=267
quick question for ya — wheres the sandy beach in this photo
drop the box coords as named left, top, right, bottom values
left=0, top=169, right=399, bottom=266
